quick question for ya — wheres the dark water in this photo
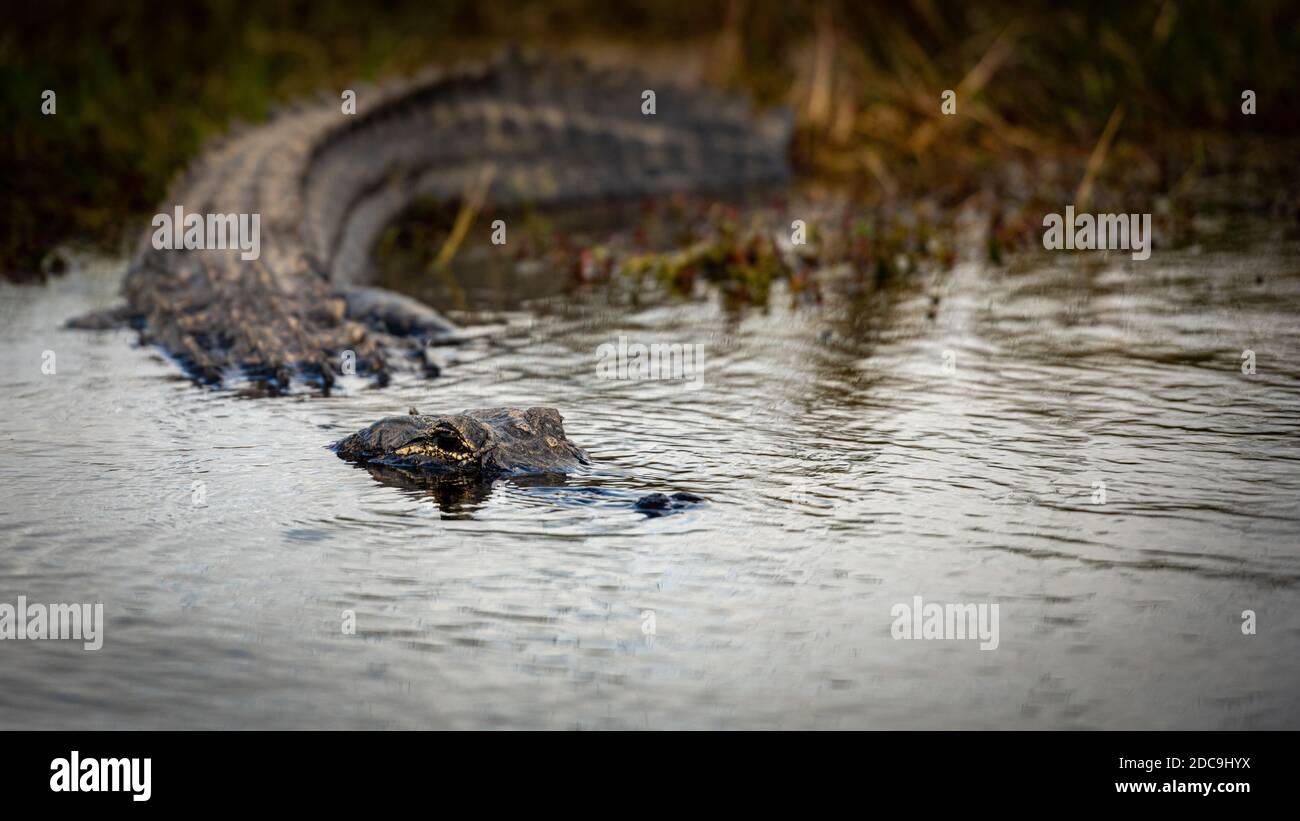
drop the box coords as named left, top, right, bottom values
left=2, top=232, right=1299, bottom=729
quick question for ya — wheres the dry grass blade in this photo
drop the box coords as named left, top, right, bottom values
left=907, top=22, right=1020, bottom=156
left=431, top=164, right=497, bottom=272
left=1075, top=104, right=1125, bottom=211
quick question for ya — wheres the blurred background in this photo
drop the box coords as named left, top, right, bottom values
left=3, top=0, right=1298, bottom=276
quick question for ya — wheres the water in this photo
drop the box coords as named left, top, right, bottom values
left=2, top=231, right=1299, bottom=729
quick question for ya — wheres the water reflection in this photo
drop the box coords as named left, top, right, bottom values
left=351, top=461, right=585, bottom=517
left=2, top=233, right=1300, bottom=729
left=349, top=462, right=500, bottom=515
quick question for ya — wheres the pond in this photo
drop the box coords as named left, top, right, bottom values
left=2, top=224, right=1298, bottom=729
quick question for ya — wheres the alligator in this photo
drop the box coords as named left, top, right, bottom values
left=334, top=406, right=704, bottom=515
left=334, top=406, right=590, bottom=474
left=70, top=48, right=793, bottom=393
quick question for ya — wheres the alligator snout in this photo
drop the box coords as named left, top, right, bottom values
left=634, top=492, right=706, bottom=516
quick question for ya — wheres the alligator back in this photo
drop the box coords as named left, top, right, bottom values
left=110, top=49, right=793, bottom=391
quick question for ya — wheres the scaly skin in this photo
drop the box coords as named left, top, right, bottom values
left=71, top=49, right=792, bottom=393
left=333, top=406, right=589, bottom=475
left=334, top=405, right=704, bottom=513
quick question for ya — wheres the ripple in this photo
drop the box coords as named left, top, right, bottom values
left=2, top=243, right=1300, bottom=728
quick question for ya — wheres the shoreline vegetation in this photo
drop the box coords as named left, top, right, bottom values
left=4, top=1, right=1297, bottom=281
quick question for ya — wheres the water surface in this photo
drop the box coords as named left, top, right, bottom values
left=2, top=231, right=1298, bottom=729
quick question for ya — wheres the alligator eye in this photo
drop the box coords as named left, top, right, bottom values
left=436, top=431, right=470, bottom=453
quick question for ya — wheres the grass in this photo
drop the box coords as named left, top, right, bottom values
left=3, top=0, right=1296, bottom=276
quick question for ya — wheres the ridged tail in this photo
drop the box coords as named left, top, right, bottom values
left=104, top=49, right=792, bottom=392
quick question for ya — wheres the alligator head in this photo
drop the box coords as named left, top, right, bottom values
left=333, top=406, right=589, bottom=475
